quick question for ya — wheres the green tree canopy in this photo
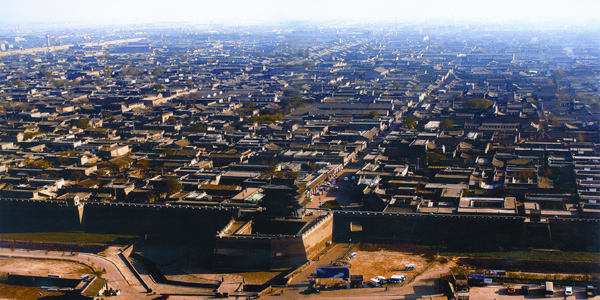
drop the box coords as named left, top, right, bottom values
left=403, top=116, right=417, bottom=129
left=152, top=84, right=165, bottom=91
left=368, top=110, right=381, bottom=118
left=153, top=177, right=182, bottom=195
left=281, top=95, right=305, bottom=111
left=152, top=67, right=165, bottom=77
left=440, top=119, right=454, bottom=129
left=73, top=118, right=89, bottom=129
left=553, top=68, right=566, bottom=79
left=192, top=124, right=207, bottom=132
left=465, top=98, right=493, bottom=111
left=427, top=152, right=447, bottom=165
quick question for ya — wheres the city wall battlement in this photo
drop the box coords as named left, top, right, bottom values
left=0, top=198, right=236, bottom=238
left=1, top=197, right=598, bottom=263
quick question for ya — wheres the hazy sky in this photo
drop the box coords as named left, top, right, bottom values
left=2, top=0, right=600, bottom=26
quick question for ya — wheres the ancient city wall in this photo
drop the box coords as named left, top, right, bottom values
left=301, top=213, right=333, bottom=260
left=333, top=211, right=600, bottom=251
left=0, top=199, right=81, bottom=233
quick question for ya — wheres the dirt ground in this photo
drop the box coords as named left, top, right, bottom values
left=0, top=257, right=92, bottom=278
left=181, top=265, right=281, bottom=285
left=0, top=284, right=63, bottom=300
left=349, top=250, right=455, bottom=282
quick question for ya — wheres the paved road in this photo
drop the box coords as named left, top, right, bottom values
left=467, top=283, right=591, bottom=299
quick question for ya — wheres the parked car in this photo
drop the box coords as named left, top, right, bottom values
left=565, top=286, right=573, bottom=296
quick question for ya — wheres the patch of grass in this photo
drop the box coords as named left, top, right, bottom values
left=0, top=283, right=63, bottom=300
left=0, top=232, right=138, bottom=245
left=440, top=250, right=600, bottom=263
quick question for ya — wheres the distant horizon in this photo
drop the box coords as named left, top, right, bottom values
left=1, top=0, right=600, bottom=28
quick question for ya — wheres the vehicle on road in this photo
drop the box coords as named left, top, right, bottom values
left=587, top=285, right=597, bottom=298
left=369, top=278, right=380, bottom=287
left=522, top=285, right=529, bottom=295
left=565, top=286, right=573, bottom=296
left=545, top=281, right=554, bottom=298
left=507, top=285, right=515, bottom=294
left=390, top=274, right=406, bottom=283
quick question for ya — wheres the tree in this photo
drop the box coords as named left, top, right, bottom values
left=163, top=148, right=175, bottom=156
left=248, top=114, right=283, bottom=124
left=192, top=124, right=206, bottom=132
left=73, top=118, right=89, bottom=129
left=553, top=68, right=566, bottom=80
left=242, top=101, right=255, bottom=108
left=9, top=79, right=25, bottom=87
left=152, top=67, right=165, bottom=77
left=135, top=160, right=150, bottom=172
left=152, top=84, right=165, bottom=91
left=153, top=177, right=182, bottom=196
left=403, top=116, right=417, bottom=129
left=426, top=152, right=447, bottom=165
left=93, top=267, right=106, bottom=278
left=440, top=119, right=454, bottom=129
left=465, top=98, right=493, bottom=111
left=104, top=67, right=112, bottom=78
left=368, top=110, right=381, bottom=118
left=40, top=70, right=53, bottom=79
left=281, top=95, right=305, bottom=111
left=72, top=171, right=84, bottom=182
left=261, top=166, right=277, bottom=178
left=166, top=116, right=177, bottom=124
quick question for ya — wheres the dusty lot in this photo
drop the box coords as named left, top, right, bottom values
left=0, top=284, right=63, bottom=300
left=350, top=249, right=441, bottom=281
left=0, top=257, right=92, bottom=278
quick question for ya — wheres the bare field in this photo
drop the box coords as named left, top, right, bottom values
left=350, top=250, right=453, bottom=282
left=0, top=257, right=92, bottom=278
